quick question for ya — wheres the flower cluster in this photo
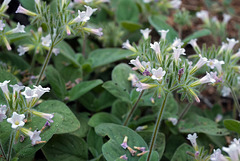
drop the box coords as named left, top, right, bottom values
left=0, top=80, right=53, bottom=145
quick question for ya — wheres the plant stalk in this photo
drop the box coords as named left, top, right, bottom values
left=123, top=91, right=144, bottom=126
left=7, top=132, right=15, bottom=161
left=146, top=93, right=169, bottom=161
left=177, top=102, right=193, bottom=125
left=0, top=140, right=7, bottom=160
left=35, top=43, right=54, bottom=86
left=227, top=84, right=240, bottom=114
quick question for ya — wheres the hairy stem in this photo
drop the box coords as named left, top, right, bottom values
left=35, top=43, right=54, bottom=86
left=177, top=102, right=193, bottom=125
left=146, top=93, right=169, bottom=161
left=7, top=132, right=15, bottom=161
left=227, top=83, right=240, bottom=114
left=123, top=91, right=144, bottom=126
left=0, top=140, right=7, bottom=160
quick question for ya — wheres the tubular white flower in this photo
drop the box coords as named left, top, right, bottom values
left=198, top=72, right=216, bottom=84
left=222, top=143, right=240, bottom=161
left=172, top=46, right=186, bottom=62
left=151, top=67, right=166, bottom=81
left=150, top=42, right=161, bottom=57
left=21, top=87, right=38, bottom=104
left=141, top=61, right=151, bottom=71
left=129, top=56, right=145, bottom=72
left=140, top=28, right=151, bottom=40
left=41, top=34, right=52, bottom=47
left=158, top=29, right=169, bottom=40
left=2, top=0, right=11, bottom=7
left=0, top=20, right=6, bottom=31
left=143, top=0, right=152, bottom=3
left=88, top=28, right=103, bottom=37
left=52, top=48, right=60, bottom=56
left=196, top=10, right=209, bottom=22
left=221, top=86, right=231, bottom=97
left=33, top=85, right=50, bottom=98
left=190, top=55, right=208, bottom=75
left=207, top=59, right=215, bottom=69
left=0, top=0, right=11, bottom=12
left=128, top=73, right=139, bottom=87
left=17, top=45, right=29, bottom=56
left=172, top=38, right=183, bottom=48
left=122, top=40, right=137, bottom=52
left=218, top=42, right=228, bottom=54
left=0, top=104, right=7, bottom=122
left=10, top=84, right=25, bottom=95
left=7, top=112, right=25, bottom=129
left=31, top=110, right=54, bottom=122
left=223, top=14, right=231, bottom=24
left=210, top=149, right=228, bottom=161
left=226, top=38, right=239, bottom=51
left=136, top=82, right=157, bottom=92
left=231, top=49, right=240, bottom=59
left=215, top=114, right=223, bottom=123
left=169, top=0, right=182, bottom=9
left=21, top=128, right=42, bottom=145
left=168, top=117, right=178, bottom=125
left=214, top=59, right=224, bottom=73
left=9, top=22, right=25, bottom=33
left=15, top=5, right=37, bottom=16
left=188, top=39, right=198, bottom=48
left=0, top=80, right=10, bottom=99
left=187, top=133, right=198, bottom=150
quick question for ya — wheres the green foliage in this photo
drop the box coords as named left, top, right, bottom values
left=171, top=143, right=194, bottom=161
left=223, top=119, right=240, bottom=134
left=183, top=29, right=211, bottom=44
left=42, top=134, right=88, bottom=161
left=88, top=112, right=122, bottom=127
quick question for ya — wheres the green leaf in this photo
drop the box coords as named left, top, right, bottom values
left=71, top=112, right=90, bottom=138
left=223, top=119, right=240, bottom=134
left=115, top=0, right=139, bottom=23
left=149, top=15, right=178, bottom=42
left=138, top=132, right=165, bottom=160
left=0, top=69, right=18, bottom=84
left=183, top=29, right=211, bottom=43
left=0, top=52, right=29, bottom=70
left=13, top=113, right=62, bottom=159
left=111, top=100, right=130, bottom=120
left=88, top=112, right=122, bottom=127
left=171, top=143, right=194, bottom=161
left=46, top=66, right=67, bottom=100
left=95, top=123, right=148, bottom=161
left=38, top=100, right=80, bottom=134
left=112, top=64, right=133, bottom=92
left=68, top=79, right=103, bottom=101
left=102, top=81, right=131, bottom=102
left=139, top=151, right=159, bottom=161
left=87, top=128, right=103, bottom=158
left=178, top=114, right=229, bottom=136
left=19, top=0, right=36, bottom=12
left=88, top=48, right=133, bottom=68
left=42, top=134, right=88, bottom=161
left=121, top=21, right=142, bottom=32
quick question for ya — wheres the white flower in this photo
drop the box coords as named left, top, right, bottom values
left=196, top=10, right=209, bottom=22
left=140, top=28, right=151, bottom=40
left=187, top=133, right=198, bottom=149
left=7, top=112, right=25, bottom=129
left=33, top=85, right=50, bottom=98
left=226, top=38, right=239, bottom=51
left=17, top=45, right=29, bottom=56
left=128, top=73, right=139, bottom=87
left=85, top=0, right=93, bottom=2
left=232, top=49, right=240, bottom=59
left=77, top=5, right=97, bottom=22
left=10, top=84, right=25, bottom=95
left=237, top=76, right=240, bottom=85
left=2, top=0, right=11, bottom=7
left=215, top=114, right=223, bottom=123
left=122, top=40, right=136, bottom=52
left=172, top=46, right=186, bottom=62
left=129, top=56, right=145, bottom=72
left=0, top=104, right=7, bottom=122
left=195, top=55, right=208, bottom=69
left=89, top=28, right=103, bottom=37
left=35, top=0, right=40, bottom=5
left=0, top=20, right=6, bottom=31
left=136, top=82, right=156, bottom=92
left=223, top=14, right=231, bottom=24
left=141, top=61, right=151, bottom=71
left=20, top=128, right=41, bottom=145
left=188, top=39, right=198, bottom=48
left=222, top=142, right=240, bottom=161
left=21, top=87, right=38, bottom=104
left=158, top=29, right=169, bottom=40
left=210, top=149, right=228, bottom=161
left=169, top=0, right=182, bottom=9
left=199, top=72, right=216, bottom=84
left=31, top=110, right=54, bottom=122
left=221, top=86, right=231, bottom=97
left=214, top=59, right=224, bottom=73
left=41, top=34, right=52, bottom=47
left=150, top=42, right=161, bottom=54
left=52, top=48, right=60, bottom=56
left=15, top=5, right=37, bottom=16
left=0, top=80, right=10, bottom=98
left=168, top=117, right=178, bottom=125
left=143, top=0, right=152, bottom=3
left=151, top=67, right=166, bottom=81
left=172, top=38, right=183, bottom=48
left=207, top=59, right=215, bottom=69
left=219, top=42, right=228, bottom=53
left=11, top=22, right=25, bottom=33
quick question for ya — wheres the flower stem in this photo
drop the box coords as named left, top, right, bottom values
left=146, top=93, right=169, bottom=161
left=177, top=102, right=193, bottom=125
left=228, top=84, right=240, bottom=114
left=123, top=91, right=144, bottom=126
left=35, top=43, right=54, bottom=86
left=0, top=140, right=7, bottom=160
left=7, top=132, right=15, bottom=161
